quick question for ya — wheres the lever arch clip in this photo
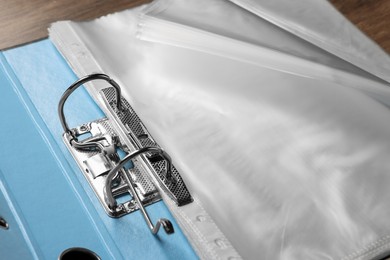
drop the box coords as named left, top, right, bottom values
left=104, top=146, right=173, bottom=209
left=58, top=73, right=192, bottom=235
left=104, top=146, right=174, bottom=234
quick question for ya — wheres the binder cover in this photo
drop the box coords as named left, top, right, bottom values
left=0, top=39, right=197, bottom=259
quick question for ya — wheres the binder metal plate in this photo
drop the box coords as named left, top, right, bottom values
left=63, top=118, right=161, bottom=217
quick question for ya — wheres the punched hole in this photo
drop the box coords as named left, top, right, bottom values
left=0, top=216, right=8, bottom=230
left=59, top=247, right=100, bottom=260
left=138, top=133, right=148, bottom=140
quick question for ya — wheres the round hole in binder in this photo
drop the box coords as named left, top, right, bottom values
left=59, top=247, right=100, bottom=260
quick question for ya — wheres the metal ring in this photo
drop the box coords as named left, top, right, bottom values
left=58, top=73, right=122, bottom=136
left=104, top=147, right=172, bottom=209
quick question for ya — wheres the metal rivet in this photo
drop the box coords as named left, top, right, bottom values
left=214, top=238, right=228, bottom=249
left=196, top=215, right=207, bottom=222
left=0, top=216, right=9, bottom=230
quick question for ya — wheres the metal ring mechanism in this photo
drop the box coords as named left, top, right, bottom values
left=104, top=147, right=174, bottom=235
left=59, top=74, right=177, bottom=235
left=58, top=73, right=122, bottom=152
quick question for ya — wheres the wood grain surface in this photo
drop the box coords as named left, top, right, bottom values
left=0, top=0, right=389, bottom=53
left=330, top=0, right=390, bottom=54
left=0, top=0, right=389, bottom=52
left=0, top=0, right=150, bottom=50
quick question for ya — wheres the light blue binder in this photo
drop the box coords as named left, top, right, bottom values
left=0, top=39, right=197, bottom=259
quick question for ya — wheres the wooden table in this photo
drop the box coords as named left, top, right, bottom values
left=0, top=0, right=389, bottom=54
left=0, top=0, right=150, bottom=50
left=330, top=0, right=390, bottom=54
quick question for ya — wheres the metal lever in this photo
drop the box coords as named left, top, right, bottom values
left=104, top=147, right=174, bottom=235
left=58, top=73, right=122, bottom=152
left=121, top=168, right=174, bottom=235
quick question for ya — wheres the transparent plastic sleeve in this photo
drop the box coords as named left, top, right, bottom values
left=142, top=0, right=370, bottom=77
left=138, top=0, right=390, bottom=106
left=50, top=2, right=390, bottom=260
left=228, top=0, right=390, bottom=83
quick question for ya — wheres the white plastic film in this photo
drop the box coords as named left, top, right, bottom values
left=131, top=45, right=390, bottom=260
left=228, top=0, right=390, bottom=83
left=50, top=1, right=390, bottom=260
left=138, top=0, right=390, bottom=106
left=141, top=0, right=374, bottom=78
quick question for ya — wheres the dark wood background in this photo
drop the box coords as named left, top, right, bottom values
left=0, top=0, right=389, bottom=54
left=0, top=0, right=150, bottom=50
left=330, top=0, right=390, bottom=54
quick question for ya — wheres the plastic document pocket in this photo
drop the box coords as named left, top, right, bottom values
left=58, top=73, right=193, bottom=235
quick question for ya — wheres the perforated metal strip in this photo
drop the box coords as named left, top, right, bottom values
left=100, top=87, right=193, bottom=206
